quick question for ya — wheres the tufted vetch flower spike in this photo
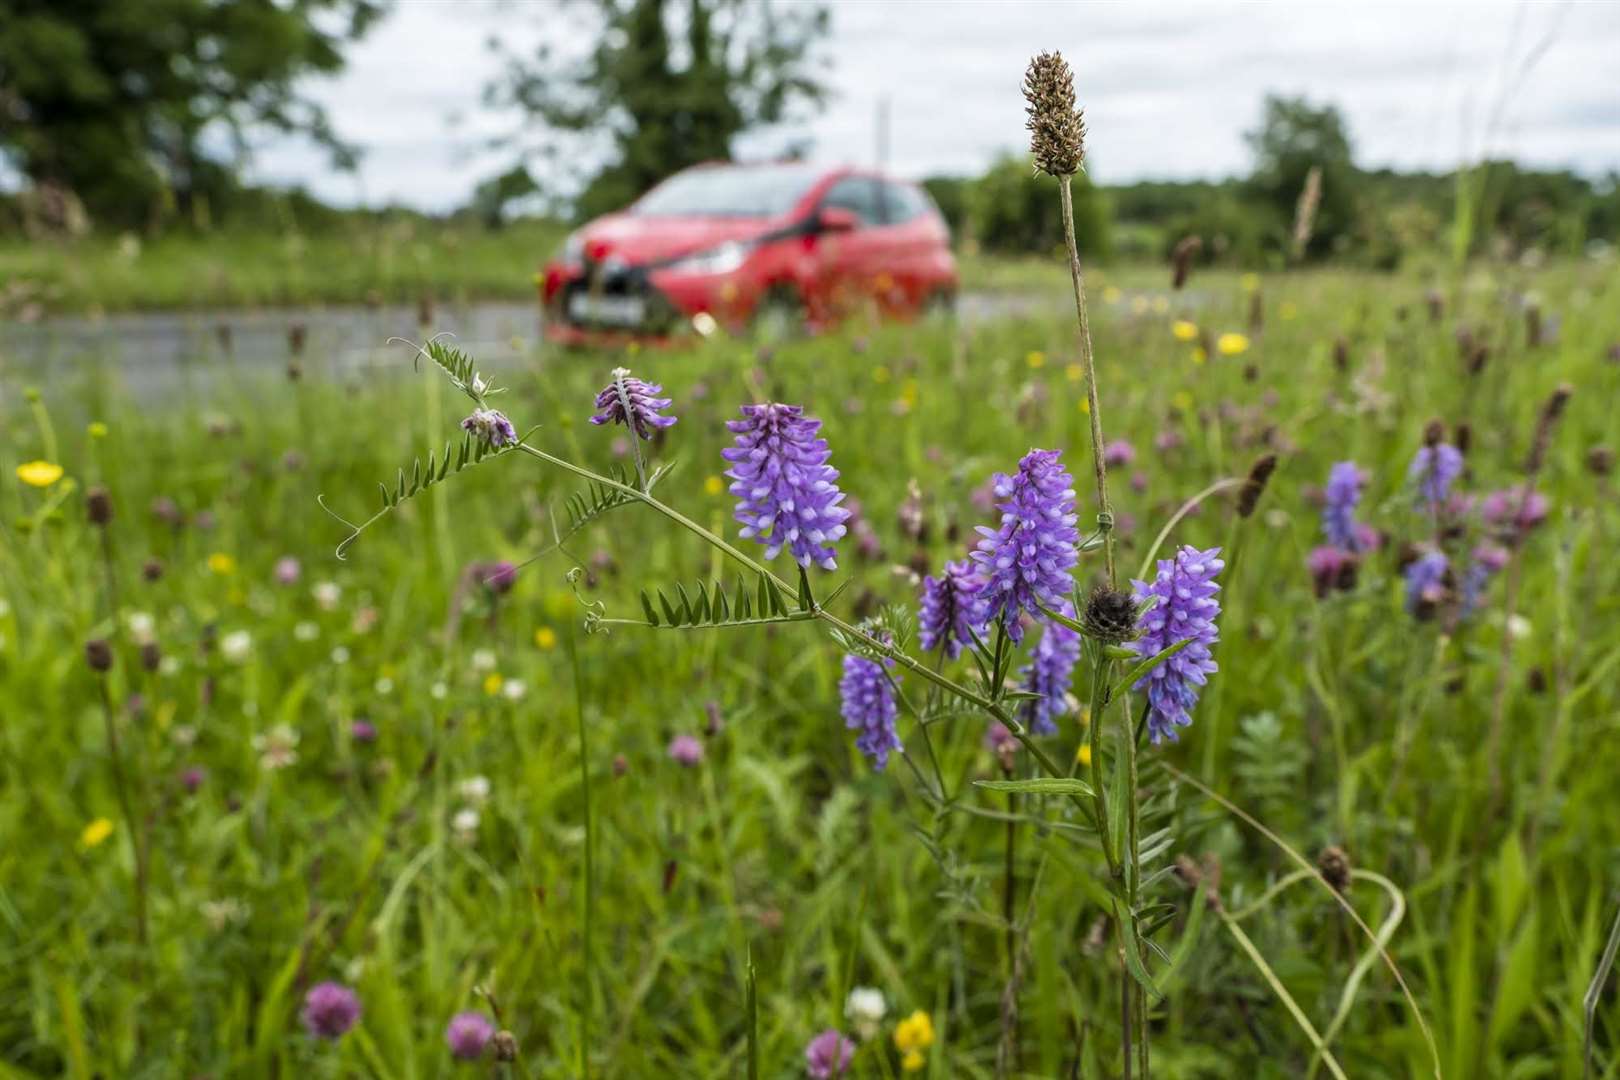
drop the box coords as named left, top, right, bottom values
left=590, top=367, right=677, bottom=439
left=970, top=449, right=1080, bottom=643
left=839, top=653, right=901, bottom=769
left=917, top=559, right=988, bottom=659
left=722, top=403, right=850, bottom=569
left=1130, top=545, right=1224, bottom=744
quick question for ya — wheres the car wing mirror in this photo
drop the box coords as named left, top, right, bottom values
left=816, top=206, right=860, bottom=233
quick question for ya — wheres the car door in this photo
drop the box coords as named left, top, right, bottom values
left=812, top=176, right=889, bottom=321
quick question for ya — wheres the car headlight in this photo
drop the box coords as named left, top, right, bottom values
left=668, top=240, right=749, bottom=275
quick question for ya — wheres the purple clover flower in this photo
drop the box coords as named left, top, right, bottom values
left=1322, top=462, right=1369, bottom=551
left=918, top=559, right=988, bottom=659
left=1481, top=488, right=1549, bottom=535
left=1131, top=546, right=1224, bottom=745
left=1018, top=608, right=1081, bottom=735
left=446, top=1011, right=495, bottom=1060
left=667, top=734, right=705, bottom=767
left=301, top=981, right=362, bottom=1039
left=1103, top=439, right=1136, bottom=467
left=1404, top=550, right=1451, bottom=614
left=804, top=1028, right=856, bottom=1079
left=589, top=368, right=677, bottom=439
left=971, top=449, right=1080, bottom=643
left=462, top=408, right=517, bottom=449
left=722, top=404, right=851, bottom=569
left=839, top=654, right=901, bottom=770
left=1408, top=443, right=1463, bottom=508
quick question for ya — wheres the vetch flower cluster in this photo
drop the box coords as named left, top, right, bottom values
left=1131, top=546, right=1224, bottom=744
left=839, top=653, right=901, bottom=770
left=723, top=403, right=850, bottom=569
left=1018, top=608, right=1081, bottom=736
left=917, top=559, right=988, bottom=659
left=461, top=408, right=516, bottom=449
left=590, top=367, right=677, bottom=439
left=971, top=449, right=1080, bottom=643
left=1409, top=442, right=1463, bottom=508
left=1322, top=461, right=1373, bottom=551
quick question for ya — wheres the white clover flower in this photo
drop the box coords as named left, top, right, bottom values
left=845, top=987, right=887, bottom=1042
left=374, top=676, right=394, bottom=695
left=502, top=678, right=527, bottom=701
left=330, top=645, right=350, bottom=665
left=124, top=610, right=156, bottom=642
left=1507, top=614, right=1532, bottom=642
left=172, top=724, right=198, bottom=748
left=220, top=630, right=252, bottom=663
left=470, top=648, right=497, bottom=673
left=313, top=581, right=342, bottom=611
left=159, top=655, right=182, bottom=677
left=293, top=620, right=319, bottom=642
left=200, top=897, right=249, bottom=932
left=252, top=725, right=300, bottom=770
left=430, top=681, right=448, bottom=700
left=452, top=807, right=480, bottom=834
left=458, top=776, right=492, bottom=805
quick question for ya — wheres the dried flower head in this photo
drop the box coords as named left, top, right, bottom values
left=1317, top=845, right=1352, bottom=891
left=85, top=638, right=114, bottom=673
left=1022, top=52, right=1086, bottom=176
left=86, top=486, right=113, bottom=526
left=1081, top=585, right=1139, bottom=644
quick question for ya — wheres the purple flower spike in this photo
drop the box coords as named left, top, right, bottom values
left=590, top=367, right=677, bottom=439
left=839, top=654, right=901, bottom=770
left=1408, top=443, right=1463, bottom=507
left=301, top=981, right=362, bottom=1040
left=1018, top=608, right=1081, bottom=735
left=446, top=1011, right=495, bottom=1060
left=918, top=560, right=988, bottom=659
left=722, top=404, right=850, bottom=569
left=1459, top=544, right=1509, bottom=617
left=1404, top=550, right=1451, bottom=615
left=1103, top=439, right=1136, bottom=467
left=1131, top=545, right=1224, bottom=745
left=1322, top=462, right=1369, bottom=551
left=462, top=408, right=517, bottom=449
left=971, top=449, right=1080, bottom=643
left=804, top=1028, right=856, bottom=1079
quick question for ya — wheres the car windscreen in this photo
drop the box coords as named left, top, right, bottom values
left=631, top=164, right=823, bottom=218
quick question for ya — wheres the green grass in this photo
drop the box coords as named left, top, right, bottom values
left=2, top=261, right=1618, bottom=1078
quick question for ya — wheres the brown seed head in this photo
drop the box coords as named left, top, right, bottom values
left=140, top=641, right=162, bottom=672
left=1022, top=52, right=1086, bottom=176
left=86, top=486, right=113, bottom=526
left=1081, top=585, right=1139, bottom=644
left=1317, top=845, right=1352, bottom=891
left=1586, top=446, right=1614, bottom=476
left=1236, top=453, right=1278, bottom=518
left=85, top=638, right=114, bottom=673
left=1422, top=417, right=1446, bottom=448
left=492, top=1031, right=519, bottom=1062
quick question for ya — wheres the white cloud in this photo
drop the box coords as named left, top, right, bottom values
left=246, top=0, right=1620, bottom=210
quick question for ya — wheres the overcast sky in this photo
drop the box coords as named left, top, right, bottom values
left=248, top=0, right=1620, bottom=210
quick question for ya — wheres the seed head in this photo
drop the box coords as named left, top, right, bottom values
left=492, top=1030, right=519, bottom=1062
left=1587, top=446, right=1614, bottom=476
left=1236, top=453, right=1278, bottom=518
left=1317, top=845, right=1352, bottom=891
left=85, top=638, right=114, bottom=673
left=86, top=486, right=113, bottom=526
left=1081, top=586, right=1139, bottom=644
left=1022, top=52, right=1086, bottom=176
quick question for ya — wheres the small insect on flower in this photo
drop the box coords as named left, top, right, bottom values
left=893, top=1010, right=936, bottom=1073
left=722, top=403, right=851, bottom=569
left=446, top=1011, right=496, bottom=1061
left=668, top=733, right=705, bottom=767
left=971, top=449, right=1080, bottom=643
left=15, top=461, right=64, bottom=487
left=461, top=408, right=517, bottom=449
left=79, top=817, right=114, bottom=849
left=1131, top=546, right=1224, bottom=744
left=840, top=654, right=901, bottom=769
left=804, top=1029, right=856, bottom=1079
left=590, top=367, right=678, bottom=438
left=301, top=982, right=362, bottom=1040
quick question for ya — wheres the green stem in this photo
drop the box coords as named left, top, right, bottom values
left=566, top=624, right=593, bottom=1080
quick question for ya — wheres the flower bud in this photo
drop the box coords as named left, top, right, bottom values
left=86, top=486, right=113, bottom=527
left=86, top=638, right=114, bottom=673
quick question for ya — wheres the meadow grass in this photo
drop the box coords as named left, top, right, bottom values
left=2, top=261, right=1618, bottom=1077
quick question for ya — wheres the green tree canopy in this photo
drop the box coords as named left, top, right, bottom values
left=0, top=0, right=384, bottom=228
left=485, top=0, right=829, bottom=220
left=1244, top=93, right=1358, bottom=259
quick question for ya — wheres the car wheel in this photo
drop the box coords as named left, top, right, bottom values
left=751, top=285, right=806, bottom=343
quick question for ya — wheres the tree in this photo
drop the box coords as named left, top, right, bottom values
left=1244, top=94, right=1358, bottom=260
left=0, top=0, right=385, bottom=229
left=966, top=155, right=1111, bottom=260
left=485, top=0, right=829, bottom=220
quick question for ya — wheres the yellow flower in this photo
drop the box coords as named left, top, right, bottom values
left=80, top=817, right=114, bottom=849
left=88, top=421, right=109, bottom=438
left=895, top=1009, right=935, bottom=1053
left=1075, top=743, right=1092, bottom=767
left=1217, top=332, right=1250, bottom=356
left=1172, top=391, right=1194, bottom=412
left=207, top=552, right=236, bottom=575
left=1150, top=296, right=1169, bottom=314
left=483, top=673, right=504, bottom=696
left=1077, top=705, right=1091, bottom=728
left=1103, top=285, right=1123, bottom=304
left=902, top=1049, right=926, bottom=1072
left=872, top=365, right=891, bottom=384
left=1025, top=350, right=1046, bottom=369
left=1241, top=272, right=1261, bottom=292
left=898, top=379, right=919, bottom=411
left=16, top=461, right=64, bottom=487
left=534, top=627, right=558, bottom=651
left=1191, top=347, right=1208, bottom=366
left=704, top=475, right=725, bottom=497
left=1065, top=363, right=1083, bottom=383
left=1171, top=320, right=1198, bottom=342
left=1078, top=398, right=1090, bottom=415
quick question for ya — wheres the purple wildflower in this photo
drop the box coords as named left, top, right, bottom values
left=804, top=1028, right=856, bottom=1079
left=274, top=556, right=302, bottom=586
left=350, top=720, right=377, bottom=743
left=722, top=404, right=851, bottom=569
left=1306, top=546, right=1357, bottom=598
left=1481, top=488, right=1549, bottom=535
left=1018, top=610, right=1082, bottom=735
left=589, top=368, right=677, bottom=439
left=446, top=1011, right=496, bottom=1061
left=1103, top=439, right=1136, bottom=467
left=462, top=408, right=517, bottom=449
left=667, top=734, right=705, bottom=767
left=475, top=560, right=517, bottom=595
left=970, top=449, right=1080, bottom=643
left=1130, top=546, right=1224, bottom=745
left=918, top=559, right=988, bottom=659
left=1404, top=550, right=1451, bottom=615
left=301, top=982, right=362, bottom=1040
left=839, top=654, right=901, bottom=770
left=1408, top=443, right=1463, bottom=507
left=1459, top=543, right=1510, bottom=617
left=1321, top=462, right=1369, bottom=551
left=180, top=766, right=207, bottom=793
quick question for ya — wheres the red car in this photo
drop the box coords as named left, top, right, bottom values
left=539, top=161, right=957, bottom=345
